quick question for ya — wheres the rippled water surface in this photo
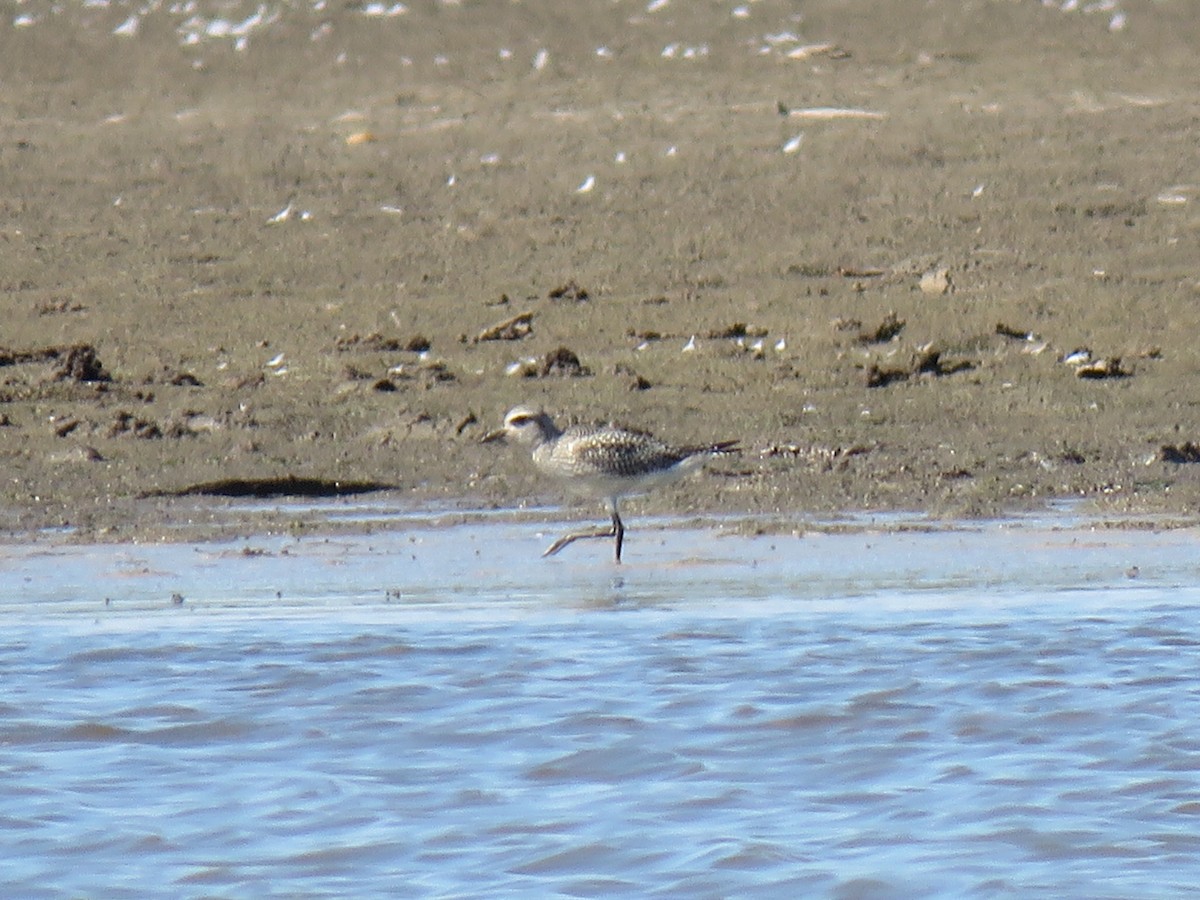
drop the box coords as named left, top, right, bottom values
left=5, top=516, right=1200, bottom=898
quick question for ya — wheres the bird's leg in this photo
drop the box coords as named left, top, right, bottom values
left=543, top=501, right=626, bottom=563
left=542, top=524, right=618, bottom=558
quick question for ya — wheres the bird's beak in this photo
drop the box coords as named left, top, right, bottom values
left=480, top=428, right=507, bottom=444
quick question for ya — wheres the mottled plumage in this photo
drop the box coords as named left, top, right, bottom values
left=482, top=405, right=738, bottom=562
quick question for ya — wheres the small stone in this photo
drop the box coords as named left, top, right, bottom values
left=919, top=267, right=952, bottom=295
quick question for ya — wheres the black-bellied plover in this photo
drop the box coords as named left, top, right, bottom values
left=482, top=405, right=738, bottom=562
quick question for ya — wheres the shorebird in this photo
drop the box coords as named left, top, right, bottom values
left=482, top=405, right=738, bottom=562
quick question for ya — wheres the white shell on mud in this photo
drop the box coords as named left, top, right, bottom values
left=788, top=107, right=886, bottom=120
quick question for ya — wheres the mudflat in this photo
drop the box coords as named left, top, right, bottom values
left=2, top=0, right=1198, bottom=538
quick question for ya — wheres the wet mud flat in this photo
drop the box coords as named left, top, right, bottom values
left=2, top=0, right=1199, bottom=538
left=3, top=505, right=1197, bottom=621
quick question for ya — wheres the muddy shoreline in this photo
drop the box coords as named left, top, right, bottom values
left=2, top=0, right=1199, bottom=541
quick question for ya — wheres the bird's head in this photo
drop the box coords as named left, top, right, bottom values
left=480, top=405, right=559, bottom=447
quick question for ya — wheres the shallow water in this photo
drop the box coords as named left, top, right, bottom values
left=4, top=515, right=1200, bottom=897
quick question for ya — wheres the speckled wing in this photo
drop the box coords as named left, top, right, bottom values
left=573, top=428, right=687, bottom=477
left=538, top=426, right=685, bottom=478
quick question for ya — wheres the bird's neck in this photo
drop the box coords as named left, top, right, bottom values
left=532, top=414, right=563, bottom=446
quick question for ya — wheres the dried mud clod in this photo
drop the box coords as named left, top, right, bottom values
left=53, top=344, right=110, bottom=383
left=866, top=344, right=973, bottom=388
left=628, top=328, right=663, bottom=343
left=760, top=442, right=872, bottom=472
left=786, top=262, right=837, bottom=278
left=108, top=410, right=162, bottom=440
left=856, top=311, right=905, bottom=344
left=227, top=372, right=266, bottom=391
left=539, top=346, right=590, bottom=378
left=52, top=417, right=81, bottom=437
left=35, top=298, right=86, bottom=316
left=454, top=412, right=477, bottom=435
left=832, top=316, right=863, bottom=333
left=1061, top=348, right=1130, bottom=379
left=865, top=364, right=910, bottom=388
left=109, top=409, right=214, bottom=440
left=421, top=361, right=456, bottom=385
left=336, top=332, right=402, bottom=352
left=913, top=346, right=973, bottom=377
left=404, top=335, right=432, bottom=353
left=547, top=280, right=589, bottom=302
left=335, top=332, right=431, bottom=353
left=0, top=345, right=65, bottom=367
left=3, top=342, right=111, bottom=381
left=166, top=370, right=203, bottom=387
left=1160, top=443, right=1200, bottom=464
left=475, top=311, right=533, bottom=343
left=707, top=322, right=768, bottom=340
left=995, top=322, right=1034, bottom=341
left=613, top=362, right=651, bottom=391
left=1075, top=358, right=1130, bottom=379
left=389, top=360, right=456, bottom=387
left=837, top=266, right=885, bottom=278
